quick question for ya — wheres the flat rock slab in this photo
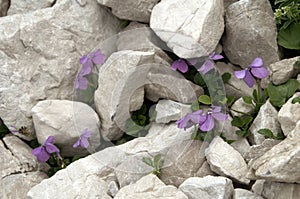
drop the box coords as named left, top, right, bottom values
left=150, top=0, right=224, bottom=58
left=223, top=0, right=279, bottom=68
left=0, top=0, right=121, bottom=133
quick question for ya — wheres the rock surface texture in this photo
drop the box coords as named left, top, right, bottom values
left=223, top=0, right=279, bottom=68
left=8, top=0, right=55, bottom=15
left=0, top=0, right=9, bottom=16
left=150, top=0, right=224, bottom=58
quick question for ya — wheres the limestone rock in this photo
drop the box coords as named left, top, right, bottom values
left=97, top=0, right=159, bottom=23
left=248, top=136, right=300, bottom=183
left=249, top=100, right=281, bottom=145
left=114, top=174, right=188, bottom=199
left=216, top=62, right=254, bottom=99
left=269, top=56, right=300, bottom=85
left=223, top=0, right=279, bottom=68
left=1, top=135, right=38, bottom=179
left=8, top=0, right=55, bottom=15
left=0, top=0, right=121, bottom=133
left=261, top=181, right=300, bottom=199
left=231, top=97, right=254, bottom=117
left=31, top=100, right=101, bottom=157
left=94, top=50, right=202, bottom=140
left=0, top=0, right=9, bottom=16
left=230, top=138, right=251, bottom=158
left=224, top=0, right=238, bottom=8
left=244, top=139, right=280, bottom=162
left=0, top=172, right=48, bottom=199
left=155, top=100, right=192, bottom=124
left=233, top=188, right=263, bottom=199
left=215, top=115, right=240, bottom=141
left=278, top=92, right=300, bottom=136
left=107, top=181, right=119, bottom=197
left=150, top=0, right=224, bottom=58
left=205, top=136, right=250, bottom=184
left=179, top=176, right=234, bottom=199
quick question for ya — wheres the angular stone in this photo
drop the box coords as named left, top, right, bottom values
left=1, top=135, right=38, bottom=179
left=205, top=136, right=250, bottom=184
left=251, top=180, right=265, bottom=196
left=269, top=56, right=300, bottom=85
left=248, top=136, right=300, bottom=183
left=0, top=172, right=48, bottom=199
left=155, top=100, right=192, bottom=123
left=8, top=0, right=55, bottom=15
left=215, top=115, right=240, bottom=141
left=31, top=100, right=101, bottom=157
left=231, top=97, right=254, bottom=117
left=230, top=138, right=251, bottom=158
left=261, top=181, right=300, bottom=199
left=97, top=0, right=158, bottom=23
left=233, top=188, right=263, bottom=199
left=107, top=181, right=119, bottom=197
left=179, top=176, right=234, bottom=199
left=278, top=92, right=300, bottom=136
left=94, top=50, right=202, bottom=140
left=195, top=161, right=216, bottom=177
left=0, top=0, right=9, bottom=16
left=0, top=0, right=121, bottom=133
left=150, top=0, right=224, bottom=59
left=244, top=139, right=280, bottom=162
left=249, top=100, right=281, bottom=145
left=223, top=0, right=279, bottom=68
left=216, top=62, right=254, bottom=99
left=114, top=174, right=188, bottom=199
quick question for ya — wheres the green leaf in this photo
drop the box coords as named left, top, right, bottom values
left=226, top=96, right=235, bottom=107
left=242, top=96, right=253, bottom=104
left=258, top=128, right=275, bottom=139
left=194, top=73, right=206, bottom=87
left=231, top=116, right=244, bottom=128
left=198, top=95, right=211, bottom=105
left=244, top=116, right=254, bottom=128
left=278, top=22, right=300, bottom=50
left=294, top=58, right=300, bottom=69
left=252, top=89, right=258, bottom=103
left=137, top=115, right=147, bottom=126
left=142, top=157, right=153, bottom=167
left=275, top=131, right=286, bottom=140
left=222, top=72, right=232, bottom=84
left=292, top=96, right=300, bottom=104
left=153, top=154, right=162, bottom=168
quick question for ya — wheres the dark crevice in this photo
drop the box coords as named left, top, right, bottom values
left=51, top=0, right=57, bottom=7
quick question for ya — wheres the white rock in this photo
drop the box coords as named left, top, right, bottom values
left=215, top=115, right=240, bottom=141
left=155, top=100, right=192, bottom=123
left=107, top=181, right=119, bottom=197
left=249, top=100, right=281, bottom=145
left=97, top=0, right=159, bottom=23
left=231, top=97, right=254, bottom=117
left=251, top=180, right=265, bottom=196
left=223, top=0, right=279, bottom=68
left=0, top=172, right=48, bottom=199
left=8, top=0, right=55, bottom=15
left=179, top=176, right=234, bottom=199
left=278, top=92, right=300, bottom=136
left=94, top=50, right=202, bottom=140
left=244, top=139, right=280, bottom=162
left=205, top=136, right=250, bottom=184
left=230, top=138, right=251, bottom=158
left=115, top=174, right=188, bottom=199
left=31, top=100, right=101, bottom=157
left=0, top=0, right=121, bottom=134
left=216, top=62, right=254, bottom=99
left=150, top=0, right=224, bottom=58
left=0, top=0, right=9, bottom=16
left=269, top=56, right=300, bottom=85
left=233, top=188, right=263, bottom=199
left=248, top=136, right=300, bottom=183
left=224, top=0, right=238, bottom=8
left=261, top=181, right=300, bottom=199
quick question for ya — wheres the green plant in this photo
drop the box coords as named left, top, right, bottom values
left=142, top=154, right=164, bottom=177
left=257, top=128, right=286, bottom=140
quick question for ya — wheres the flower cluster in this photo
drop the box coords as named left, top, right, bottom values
left=75, top=49, right=105, bottom=90
left=176, top=106, right=228, bottom=132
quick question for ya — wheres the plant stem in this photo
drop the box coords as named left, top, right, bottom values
left=230, top=108, right=251, bottom=116
left=257, top=80, right=261, bottom=105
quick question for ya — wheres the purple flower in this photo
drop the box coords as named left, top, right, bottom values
left=75, top=70, right=89, bottom=90
left=73, top=129, right=92, bottom=149
left=176, top=110, right=203, bottom=130
left=171, top=59, right=197, bottom=73
left=198, top=52, right=224, bottom=74
left=234, top=58, right=269, bottom=88
left=80, top=49, right=106, bottom=75
left=198, top=106, right=228, bottom=132
left=32, top=136, right=62, bottom=162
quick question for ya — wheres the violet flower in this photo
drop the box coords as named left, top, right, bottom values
left=80, top=49, right=106, bottom=75
left=32, top=136, right=62, bottom=162
left=176, top=110, right=203, bottom=130
left=75, top=70, right=89, bottom=90
left=234, top=58, right=269, bottom=88
left=73, top=129, right=92, bottom=149
left=198, top=106, right=228, bottom=132
left=171, top=59, right=197, bottom=73
left=198, top=52, right=224, bottom=74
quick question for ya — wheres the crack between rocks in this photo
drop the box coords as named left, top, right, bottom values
left=51, top=0, right=57, bottom=7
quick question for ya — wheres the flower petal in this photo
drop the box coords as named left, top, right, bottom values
left=45, top=143, right=60, bottom=154
left=234, top=70, right=246, bottom=79
left=80, top=137, right=90, bottom=148
left=250, top=58, right=263, bottom=68
left=82, top=129, right=92, bottom=138
left=251, top=66, right=269, bottom=79
left=92, top=49, right=106, bottom=65
left=75, top=76, right=88, bottom=90
left=177, top=60, right=188, bottom=73
left=80, top=55, right=88, bottom=64
left=212, top=112, right=228, bottom=121
left=243, top=70, right=255, bottom=88
left=211, top=54, right=224, bottom=60
left=32, top=147, right=50, bottom=162
left=198, top=60, right=214, bottom=74
left=73, top=139, right=80, bottom=148
left=200, top=115, right=215, bottom=132
left=81, top=60, right=93, bottom=76
left=45, top=136, right=55, bottom=144
left=176, top=115, right=193, bottom=130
